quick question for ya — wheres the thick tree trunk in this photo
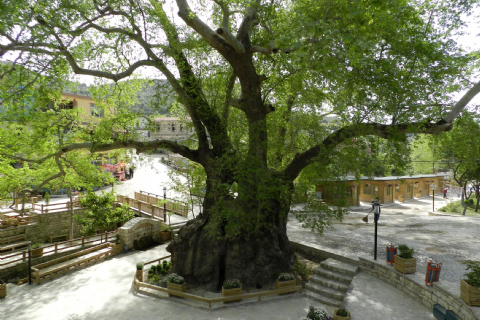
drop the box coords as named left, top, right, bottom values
left=167, top=171, right=295, bottom=291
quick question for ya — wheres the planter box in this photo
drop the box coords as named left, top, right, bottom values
left=333, top=311, right=350, bottom=320
left=415, top=193, right=422, bottom=198
left=222, top=286, right=242, bottom=303
left=0, top=284, right=6, bottom=299
left=136, top=269, right=143, bottom=282
left=460, top=279, right=480, bottom=306
left=398, top=196, right=405, bottom=202
left=159, top=231, right=172, bottom=243
left=167, top=282, right=186, bottom=298
left=276, top=279, right=296, bottom=295
left=394, top=255, right=416, bottom=274
left=31, top=247, right=43, bottom=258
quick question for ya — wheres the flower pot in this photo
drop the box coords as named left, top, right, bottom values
left=276, top=279, right=296, bottom=289
left=460, top=279, right=480, bottom=306
left=167, top=282, right=186, bottom=298
left=136, top=269, right=143, bottom=282
left=333, top=311, right=350, bottom=320
left=159, top=231, right=172, bottom=243
left=222, top=286, right=242, bottom=303
left=31, top=247, right=43, bottom=258
left=0, top=283, right=6, bottom=299
left=394, top=255, right=416, bottom=274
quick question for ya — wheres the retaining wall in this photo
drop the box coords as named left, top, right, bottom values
left=0, top=209, right=85, bottom=244
left=359, top=257, right=480, bottom=320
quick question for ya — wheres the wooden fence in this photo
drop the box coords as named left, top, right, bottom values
left=116, top=195, right=166, bottom=221
left=30, top=199, right=81, bottom=215
left=0, top=231, right=117, bottom=268
left=137, top=191, right=188, bottom=218
left=135, top=255, right=302, bottom=308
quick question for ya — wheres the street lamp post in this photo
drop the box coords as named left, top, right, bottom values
left=373, top=199, right=381, bottom=260
left=163, top=187, right=167, bottom=223
left=431, top=184, right=435, bottom=212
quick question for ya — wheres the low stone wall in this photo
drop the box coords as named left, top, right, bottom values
left=0, top=209, right=85, bottom=244
left=118, top=217, right=161, bottom=249
left=290, top=240, right=359, bottom=265
left=359, top=257, right=480, bottom=320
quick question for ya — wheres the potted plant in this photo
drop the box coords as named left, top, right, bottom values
left=276, top=272, right=296, bottom=290
left=398, top=195, right=405, bottom=202
left=136, top=262, right=144, bottom=282
left=333, top=308, right=350, bottom=320
left=159, top=224, right=172, bottom=243
left=301, top=306, right=333, bottom=320
left=394, top=244, right=416, bottom=274
left=6, top=217, right=18, bottom=226
left=0, top=279, right=6, bottom=299
left=167, top=273, right=186, bottom=297
left=222, top=279, right=242, bottom=303
left=31, top=243, right=44, bottom=258
left=460, top=260, right=480, bottom=306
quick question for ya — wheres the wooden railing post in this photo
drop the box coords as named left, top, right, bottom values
left=55, top=243, right=58, bottom=253
left=81, top=236, right=85, bottom=246
left=41, top=204, right=43, bottom=214
left=105, top=231, right=108, bottom=243
left=23, top=251, right=26, bottom=262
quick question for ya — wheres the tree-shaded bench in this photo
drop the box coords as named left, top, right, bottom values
left=31, top=243, right=113, bottom=285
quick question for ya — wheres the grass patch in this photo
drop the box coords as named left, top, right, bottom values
left=438, top=199, right=480, bottom=217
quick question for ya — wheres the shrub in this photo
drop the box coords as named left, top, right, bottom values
left=222, top=279, right=241, bottom=289
left=463, top=260, right=480, bottom=287
left=278, top=273, right=295, bottom=281
left=160, top=224, right=172, bottom=232
left=301, top=306, right=333, bottom=320
left=397, top=244, right=415, bottom=259
left=336, top=308, right=349, bottom=316
left=167, top=273, right=185, bottom=284
left=31, top=243, right=43, bottom=249
left=136, top=262, right=144, bottom=270
left=293, top=260, right=314, bottom=281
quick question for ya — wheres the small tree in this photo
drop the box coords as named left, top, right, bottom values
left=75, top=190, right=134, bottom=236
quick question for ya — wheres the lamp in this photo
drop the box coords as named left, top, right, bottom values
left=431, top=184, right=435, bottom=212
left=373, top=199, right=381, bottom=260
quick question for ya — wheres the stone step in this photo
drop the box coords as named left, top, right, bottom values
left=320, top=258, right=358, bottom=277
left=305, top=290, right=342, bottom=308
left=305, top=282, right=345, bottom=301
left=315, top=266, right=353, bottom=284
left=309, top=274, right=349, bottom=292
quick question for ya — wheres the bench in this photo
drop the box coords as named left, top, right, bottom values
left=50, top=234, right=68, bottom=243
left=0, top=234, right=27, bottom=245
left=31, top=243, right=113, bottom=285
left=0, top=240, right=29, bottom=253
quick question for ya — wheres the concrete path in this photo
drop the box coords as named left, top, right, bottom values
left=1, top=243, right=436, bottom=320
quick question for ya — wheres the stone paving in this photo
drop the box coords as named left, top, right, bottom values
left=287, top=197, right=480, bottom=286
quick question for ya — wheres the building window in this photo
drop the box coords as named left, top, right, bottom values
left=414, top=182, right=419, bottom=189
left=91, top=104, right=103, bottom=117
left=157, top=124, right=161, bottom=131
left=407, top=184, right=412, bottom=193
left=396, top=184, right=400, bottom=190
left=363, top=185, right=371, bottom=195
left=171, top=123, right=175, bottom=131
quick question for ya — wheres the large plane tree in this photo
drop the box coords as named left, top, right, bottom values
left=1, top=0, right=480, bottom=290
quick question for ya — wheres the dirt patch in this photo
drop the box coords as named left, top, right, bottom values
left=425, top=247, right=447, bottom=253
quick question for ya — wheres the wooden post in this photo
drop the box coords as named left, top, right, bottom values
left=23, top=251, right=26, bottom=262
left=105, top=231, right=108, bottom=243
left=81, top=236, right=85, bottom=246
left=55, top=243, right=58, bottom=253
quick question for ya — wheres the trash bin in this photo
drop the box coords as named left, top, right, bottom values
left=433, top=304, right=446, bottom=320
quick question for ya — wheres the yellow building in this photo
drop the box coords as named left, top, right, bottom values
left=316, top=174, right=448, bottom=206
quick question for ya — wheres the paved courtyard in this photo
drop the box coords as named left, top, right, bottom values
left=2, top=156, right=479, bottom=319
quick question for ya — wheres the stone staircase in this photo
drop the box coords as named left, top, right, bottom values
left=305, top=258, right=358, bottom=308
